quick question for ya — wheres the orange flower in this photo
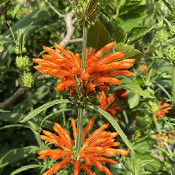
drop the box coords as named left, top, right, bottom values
left=38, top=119, right=129, bottom=175
left=138, top=64, right=147, bottom=73
left=116, top=89, right=128, bottom=99
left=155, top=133, right=173, bottom=147
left=97, top=91, right=122, bottom=121
left=33, top=42, right=134, bottom=92
left=154, top=101, right=172, bottom=120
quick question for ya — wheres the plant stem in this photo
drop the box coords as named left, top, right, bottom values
left=172, top=65, right=175, bottom=104
left=75, top=107, right=84, bottom=152
left=153, top=114, right=173, bottom=156
left=81, top=22, right=88, bottom=70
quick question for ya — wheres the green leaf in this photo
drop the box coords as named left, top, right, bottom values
left=0, top=124, right=30, bottom=130
left=0, top=35, right=13, bottom=45
left=162, top=0, right=175, bottom=14
left=0, top=112, right=24, bottom=123
left=115, top=0, right=126, bottom=13
left=0, top=146, right=40, bottom=168
left=0, top=0, right=9, bottom=5
left=114, top=43, right=141, bottom=62
left=20, top=99, right=71, bottom=123
left=133, top=140, right=154, bottom=154
left=14, top=82, right=53, bottom=113
left=128, top=92, right=140, bottom=109
left=10, top=165, right=43, bottom=175
left=87, top=104, right=134, bottom=152
left=87, top=21, right=112, bottom=50
left=128, top=26, right=154, bottom=44
left=118, top=76, right=153, bottom=98
left=99, top=13, right=127, bottom=43
left=118, top=13, right=147, bottom=32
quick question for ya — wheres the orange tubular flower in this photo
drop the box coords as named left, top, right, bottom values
left=155, top=133, right=173, bottom=147
left=33, top=41, right=134, bottom=92
left=154, top=101, right=172, bottom=120
left=38, top=119, right=129, bottom=175
left=97, top=91, right=122, bottom=121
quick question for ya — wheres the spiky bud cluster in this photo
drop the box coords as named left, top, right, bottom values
left=16, top=56, right=31, bottom=70
left=166, top=45, right=175, bottom=65
left=144, top=100, right=159, bottom=114
left=19, top=72, right=34, bottom=88
left=155, top=30, right=168, bottom=42
left=15, top=46, right=27, bottom=55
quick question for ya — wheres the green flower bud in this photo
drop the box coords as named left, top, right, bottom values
left=166, top=45, right=175, bottom=65
left=144, top=100, right=159, bottom=114
left=16, top=56, right=30, bottom=70
left=155, top=30, right=168, bottom=42
left=15, top=45, right=27, bottom=55
left=19, top=72, right=34, bottom=88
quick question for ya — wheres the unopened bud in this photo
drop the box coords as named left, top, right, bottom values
left=16, top=56, right=30, bottom=70
left=19, top=72, right=34, bottom=88
left=155, top=30, right=168, bottom=42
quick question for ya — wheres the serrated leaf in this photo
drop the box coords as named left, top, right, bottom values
left=115, top=43, right=141, bottom=61
left=87, top=21, right=112, bottom=50
left=118, top=76, right=153, bottom=98
left=128, top=26, right=154, bottom=44
left=10, top=164, right=43, bottom=175
left=118, top=13, right=147, bottom=32
left=0, top=146, right=40, bottom=168
left=99, top=13, right=127, bottom=43
left=128, top=92, right=140, bottom=109
left=87, top=104, right=134, bottom=152
left=20, top=99, right=71, bottom=123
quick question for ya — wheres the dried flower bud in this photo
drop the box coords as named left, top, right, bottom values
left=16, top=56, right=30, bottom=70
left=19, top=72, right=34, bottom=88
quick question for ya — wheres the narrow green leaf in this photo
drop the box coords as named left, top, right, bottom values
left=20, top=99, right=71, bottom=123
left=118, top=76, right=153, bottom=98
left=162, top=0, right=175, bottom=14
left=87, top=21, right=112, bottom=50
left=118, top=13, right=147, bottom=32
left=87, top=104, right=134, bottom=152
left=115, top=43, right=141, bottom=62
left=10, top=164, right=43, bottom=175
left=0, top=146, right=40, bottom=168
left=128, top=26, right=154, bottom=44
left=0, top=124, right=30, bottom=130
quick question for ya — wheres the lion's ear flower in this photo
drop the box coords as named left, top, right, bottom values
left=33, top=41, right=134, bottom=93
left=97, top=91, right=122, bottom=121
left=38, top=119, right=129, bottom=175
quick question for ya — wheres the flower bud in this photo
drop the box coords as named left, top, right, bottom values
left=155, top=30, right=168, bottom=42
left=19, top=72, right=34, bottom=88
left=16, top=56, right=30, bottom=70
left=144, top=100, right=159, bottom=114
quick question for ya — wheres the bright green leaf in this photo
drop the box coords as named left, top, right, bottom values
left=128, top=92, right=140, bottom=109
left=87, top=21, right=112, bottom=50
left=118, top=76, right=153, bottom=98
left=118, top=13, right=147, bottom=32
left=128, top=26, right=154, bottom=44
left=20, top=99, right=71, bottom=123
left=87, top=104, right=134, bottom=152
left=115, top=43, right=141, bottom=62
left=0, top=146, right=40, bottom=168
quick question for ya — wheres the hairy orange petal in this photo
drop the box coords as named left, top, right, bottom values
left=95, top=77, right=121, bottom=85
left=110, top=70, right=133, bottom=76
left=94, top=157, right=118, bottom=165
left=71, top=118, right=77, bottom=141
left=81, top=164, right=95, bottom=175
left=73, top=160, right=80, bottom=175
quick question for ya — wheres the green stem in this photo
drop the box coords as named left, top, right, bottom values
left=81, top=22, right=88, bottom=70
left=153, top=114, right=173, bottom=156
left=27, top=90, right=33, bottom=112
left=75, top=107, right=84, bottom=152
left=172, top=65, right=175, bottom=104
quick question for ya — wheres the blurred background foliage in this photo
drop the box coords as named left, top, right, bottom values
left=0, top=0, right=175, bottom=174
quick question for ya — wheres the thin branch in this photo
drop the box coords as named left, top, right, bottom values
left=44, top=0, right=65, bottom=18
left=68, top=38, right=83, bottom=44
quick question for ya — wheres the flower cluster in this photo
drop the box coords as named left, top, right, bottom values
left=33, top=42, right=134, bottom=97
left=154, top=101, right=172, bottom=120
left=97, top=91, right=122, bottom=121
left=38, top=119, right=129, bottom=175
left=155, top=132, right=173, bottom=147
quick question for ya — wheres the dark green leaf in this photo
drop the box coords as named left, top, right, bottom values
left=87, top=104, right=134, bottom=152
left=0, top=124, right=30, bottom=130
left=0, top=146, right=40, bottom=168
left=0, top=35, right=13, bottom=45
left=128, top=26, right=154, bottom=44
left=115, top=43, right=141, bottom=61
left=0, top=0, right=9, bottom=5
left=0, top=112, right=24, bottom=123
left=162, top=0, right=175, bottom=14
left=118, top=13, right=147, bottom=32
left=20, top=99, right=71, bottom=123
left=87, top=21, right=112, bottom=50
